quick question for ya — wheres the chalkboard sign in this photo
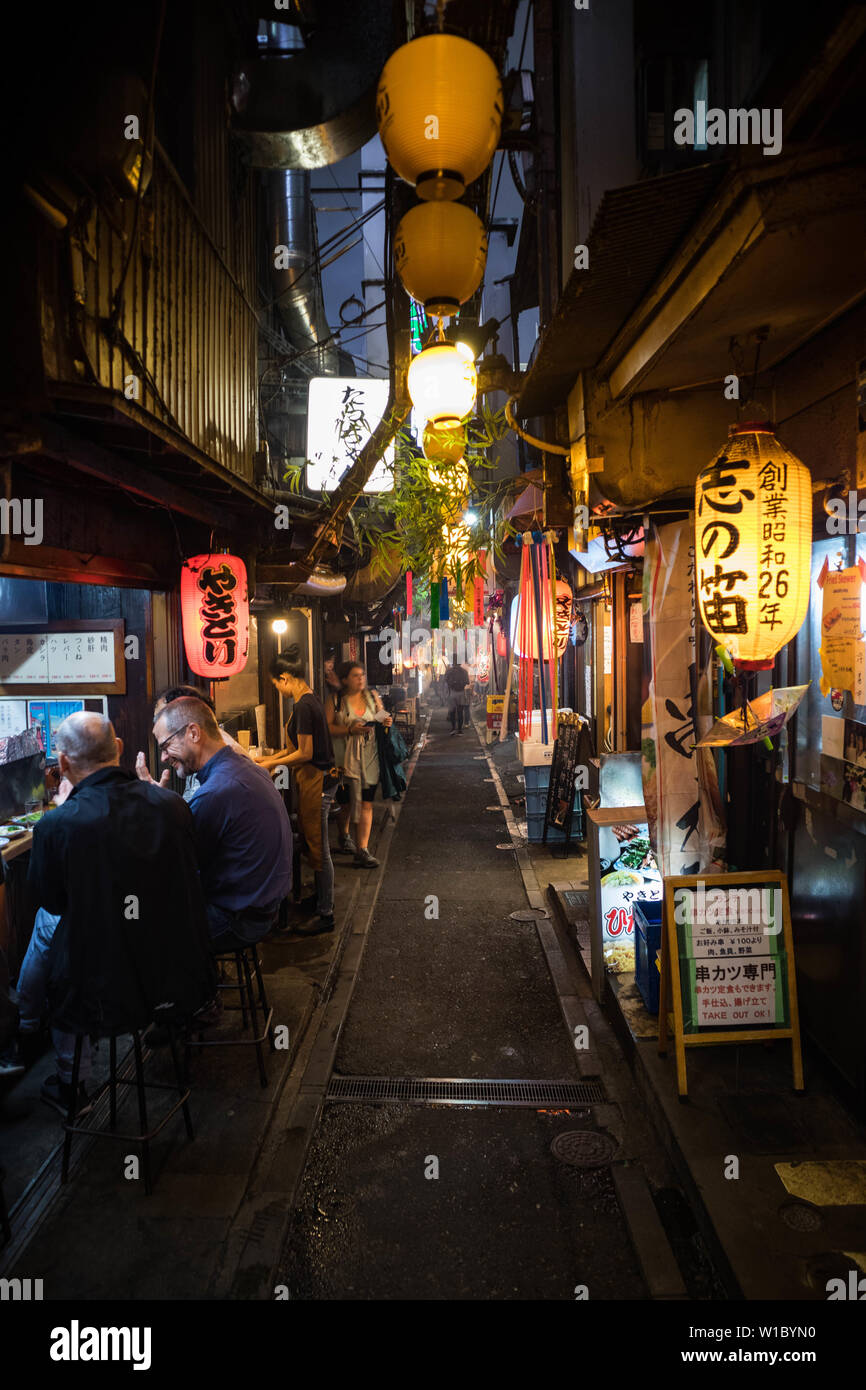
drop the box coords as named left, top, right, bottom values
left=543, top=713, right=590, bottom=853
left=658, top=871, right=803, bottom=1098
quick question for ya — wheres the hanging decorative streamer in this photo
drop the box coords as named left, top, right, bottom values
left=406, top=570, right=413, bottom=617
left=430, top=580, right=440, bottom=630
left=440, top=577, right=450, bottom=620
left=474, top=550, right=486, bottom=626
left=516, top=531, right=559, bottom=743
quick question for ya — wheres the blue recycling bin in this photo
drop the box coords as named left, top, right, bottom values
left=633, top=899, right=664, bottom=1014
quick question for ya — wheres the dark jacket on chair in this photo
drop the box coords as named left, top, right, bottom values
left=374, top=722, right=408, bottom=801
left=28, top=767, right=216, bottom=1035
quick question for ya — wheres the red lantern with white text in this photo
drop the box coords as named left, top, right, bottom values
left=181, top=554, right=249, bottom=678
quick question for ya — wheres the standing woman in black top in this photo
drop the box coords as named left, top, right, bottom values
left=255, top=647, right=336, bottom=935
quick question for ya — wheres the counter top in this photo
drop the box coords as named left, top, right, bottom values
left=1, top=829, right=33, bottom=863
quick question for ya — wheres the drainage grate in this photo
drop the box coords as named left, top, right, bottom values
left=326, top=1076, right=607, bottom=1107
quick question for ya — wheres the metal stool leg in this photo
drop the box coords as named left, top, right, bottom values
left=109, top=1035, right=117, bottom=1130
left=167, top=1025, right=194, bottom=1141
left=132, top=1031, right=152, bottom=1196
left=240, top=948, right=268, bottom=1088
left=235, top=951, right=249, bottom=1029
left=251, top=950, right=275, bottom=1052
left=61, top=1034, right=84, bottom=1185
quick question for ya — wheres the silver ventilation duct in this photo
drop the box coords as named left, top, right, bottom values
left=267, top=167, right=339, bottom=374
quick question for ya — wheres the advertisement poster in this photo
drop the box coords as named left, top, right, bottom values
left=27, top=700, right=84, bottom=756
left=600, top=820, right=662, bottom=973
left=817, top=557, right=866, bottom=700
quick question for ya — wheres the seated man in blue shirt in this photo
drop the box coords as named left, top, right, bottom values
left=151, top=696, right=292, bottom=949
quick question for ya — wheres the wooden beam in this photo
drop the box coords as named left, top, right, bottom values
left=0, top=540, right=168, bottom=587
left=2, top=418, right=241, bottom=530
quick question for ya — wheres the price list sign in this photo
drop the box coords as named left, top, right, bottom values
left=0, top=622, right=125, bottom=694
left=659, top=871, right=803, bottom=1098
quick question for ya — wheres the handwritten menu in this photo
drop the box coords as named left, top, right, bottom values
left=0, top=631, right=116, bottom=686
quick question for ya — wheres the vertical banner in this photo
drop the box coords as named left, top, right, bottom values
left=430, top=581, right=440, bottom=631
left=641, top=518, right=725, bottom=876
left=406, top=570, right=413, bottom=618
left=440, top=578, right=450, bottom=621
left=474, top=577, right=485, bottom=626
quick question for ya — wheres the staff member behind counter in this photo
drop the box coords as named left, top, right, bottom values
left=255, top=648, right=336, bottom=936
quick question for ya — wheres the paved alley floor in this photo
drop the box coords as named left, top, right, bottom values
left=276, top=708, right=656, bottom=1300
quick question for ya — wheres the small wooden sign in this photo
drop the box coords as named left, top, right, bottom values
left=658, top=870, right=803, bottom=1098
left=543, top=713, right=590, bottom=852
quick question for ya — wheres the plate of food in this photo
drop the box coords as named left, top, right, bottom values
left=0, top=824, right=27, bottom=839
left=600, top=868, right=642, bottom=888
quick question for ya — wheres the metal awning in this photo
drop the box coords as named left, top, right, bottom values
left=517, top=162, right=728, bottom=417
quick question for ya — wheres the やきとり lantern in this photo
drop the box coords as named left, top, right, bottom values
left=408, top=341, right=477, bottom=428
left=181, top=554, right=250, bottom=678
left=376, top=34, right=503, bottom=201
left=695, top=423, right=811, bottom=669
left=395, top=201, right=488, bottom=319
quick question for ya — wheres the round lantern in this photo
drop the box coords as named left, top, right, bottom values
left=423, top=420, right=467, bottom=464
left=407, top=341, right=477, bottom=427
left=395, top=201, right=488, bottom=318
left=376, top=34, right=503, bottom=201
left=181, top=554, right=250, bottom=678
left=695, top=422, right=811, bottom=670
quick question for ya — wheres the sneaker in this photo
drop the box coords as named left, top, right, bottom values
left=293, top=915, right=334, bottom=937
left=354, top=847, right=379, bottom=869
left=0, top=1045, right=25, bottom=1080
left=337, top=834, right=357, bottom=855
left=41, top=1074, right=93, bottom=1119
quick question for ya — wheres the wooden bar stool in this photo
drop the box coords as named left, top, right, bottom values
left=184, top=944, right=275, bottom=1088
left=62, top=1024, right=193, bottom=1197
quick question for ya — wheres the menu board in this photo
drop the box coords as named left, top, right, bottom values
left=544, top=716, right=591, bottom=839
left=0, top=700, right=29, bottom=737
left=0, top=623, right=125, bottom=694
left=670, top=877, right=789, bottom=1032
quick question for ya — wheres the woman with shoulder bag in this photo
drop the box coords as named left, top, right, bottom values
left=329, top=661, right=391, bottom=868
left=256, top=646, right=337, bottom=935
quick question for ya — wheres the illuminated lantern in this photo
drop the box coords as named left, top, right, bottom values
left=408, top=342, right=477, bottom=428
left=395, top=202, right=488, bottom=318
left=695, top=423, right=811, bottom=670
left=510, top=578, right=574, bottom=659
left=376, top=35, right=503, bottom=201
left=423, top=420, right=466, bottom=464
left=181, top=554, right=249, bottom=678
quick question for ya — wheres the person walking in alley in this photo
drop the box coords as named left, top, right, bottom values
left=444, top=653, right=471, bottom=734
left=327, top=661, right=390, bottom=868
left=152, top=696, right=292, bottom=948
left=254, top=647, right=337, bottom=935
left=14, top=712, right=215, bottom=1116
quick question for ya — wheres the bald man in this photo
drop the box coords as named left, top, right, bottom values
left=15, top=712, right=215, bottom=1118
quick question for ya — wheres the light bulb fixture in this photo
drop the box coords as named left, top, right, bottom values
left=407, top=341, right=477, bottom=428
left=272, top=619, right=288, bottom=635
left=464, top=509, right=479, bottom=525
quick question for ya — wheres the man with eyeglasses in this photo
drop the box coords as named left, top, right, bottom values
left=151, top=696, right=292, bottom=952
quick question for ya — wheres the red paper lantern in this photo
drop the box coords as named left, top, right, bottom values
left=181, top=554, right=249, bottom=678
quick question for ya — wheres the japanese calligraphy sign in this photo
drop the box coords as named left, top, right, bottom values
left=181, top=555, right=249, bottom=679
left=659, top=871, right=803, bottom=1098
left=817, top=556, right=866, bottom=700
left=695, top=425, right=811, bottom=668
left=306, top=378, right=394, bottom=493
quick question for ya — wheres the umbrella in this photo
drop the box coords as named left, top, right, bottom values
left=695, top=684, right=810, bottom=748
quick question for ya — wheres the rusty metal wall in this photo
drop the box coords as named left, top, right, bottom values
left=52, top=135, right=258, bottom=485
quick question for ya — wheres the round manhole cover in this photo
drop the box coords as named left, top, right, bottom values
left=510, top=908, right=550, bottom=921
left=551, top=1130, right=618, bottom=1168
left=779, top=1199, right=825, bottom=1233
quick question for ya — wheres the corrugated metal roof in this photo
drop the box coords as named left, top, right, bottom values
left=518, top=162, right=729, bottom=417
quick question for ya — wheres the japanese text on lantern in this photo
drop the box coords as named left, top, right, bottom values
left=198, top=563, right=239, bottom=668
left=756, top=457, right=789, bottom=633
left=697, top=456, right=753, bottom=636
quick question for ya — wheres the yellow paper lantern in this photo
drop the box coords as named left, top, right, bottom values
left=423, top=420, right=466, bottom=464
left=395, top=202, right=488, bottom=318
left=695, top=423, right=812, bottom=669
left=407, top=341, right=477, bottom=428
left=376, top=35, right=503, bottom=201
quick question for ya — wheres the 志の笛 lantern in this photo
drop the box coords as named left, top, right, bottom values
left=395, top=201, right=488, bottom=319
left=181, top=554, right=250, bottom=678
left=695, top=423, right=811, bottom=669
left=408, top=341, right=477, bottom=428
left=376, top=34, right=503, bottom=201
